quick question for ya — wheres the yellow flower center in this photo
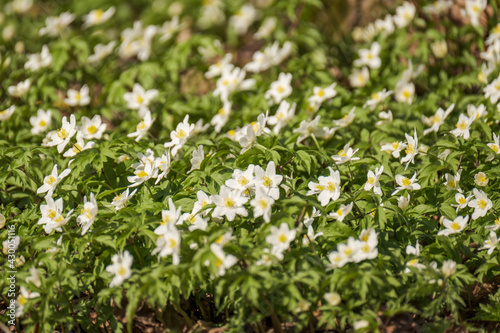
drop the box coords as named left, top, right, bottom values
left=276, top=112, right=284, bottom=120
left=137, top=121, right=146, bottom=130
left=367, top=177, right=375, bottom=185
left=258, top=199, right=268, bottom=209
left=337, top=149, right=347, bottom=157
left=168, top=239, right=177, bottom=248
left=361, top=244, right=370, bottom=253
left=262, top=176, right=272, bottom=187
left=479, top=176, right=486, bottom=183
left=136, top=170, right=148, bottom=178
left=371, top=92, right=379, bottom=100
left=227, top=129, right=235, bottom=136
left=276, top=85, right=284, bottom=93
left=447, top=180, right=455, bottom=188
left=118, top=265, right=127, bottom=276
left=47, top=209, right=57, bottom=219
left=316, top=184, right=324, bottom=191
left=490, top=145, right=499, bottom=153
left=402, top=90, right=411, bottom=98
left=401, top=177, right=411, bottom=186
left=218, top=108, right=226, bottom=116
left=456, top=121, right=467, bottom=130
left=224, top=198, right=234, bottom=208
left=477, top=199, right=487, bottom=209
left=430, top=115, right=442, bottom=124
left=87, top=125, right=97, bottom=134
left=450, top=222, right=461, bottom=230
left=176, top=129, right=186, bottom=138
left=326, top=182, right=336, bottom=192
left=57, top=128, right=68, bottom=139
left=408, top=259, right=418, bottom=266
left=215, top=258, right=223, bottom=267
left=392, top=141, right=400, bottom=149
left=317, top=89, right=325, bottom=97
left=405, top=144, right=414, bottom=155
left=278, top=234, right=287, bottom=243
left=458, top=197, right=466, bottom=205
left=80, top=208, right=93, bottom=219
left=336, top=208, right=343, bottom=216
left=45, top=175, right=57, bottom=185
left=39, top=120, right=47, bottom=127
left=94, top=9, right=104, bottom=19
left=343, top=247, right=352, bottom=256
left=18, top=295, right=26, bottom=305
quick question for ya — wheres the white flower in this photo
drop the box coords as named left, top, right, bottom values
left=401, top=128, right=418, bottom=169
left=394, top=82, right=415, bottom=104
left=25, top=45, right=52, bottom=71
left=205, top=53, right=233, bottom=79
left=444, top=171, right=462, bottom=192
left=356, top=228, right=379, bottom=262
left=64, top=85, right=90, bottom=107
left=164, top=115, right=195, bottom=156
left=267, top=100, right=296, bottom=134
left=83, top=7, right=115, bottom=28
left=43, top=114, right=77, bottom=153
left=77, top=193, right=98, bottom=235
left=302, top=224, right=323, bottom=245
left=363, top=89, right=392, bottom=110
left=431, top=40, right=448, bottom=58
left=152, top=223, right=181, bottom=264
left=211, top=101, right=232, bottom=133
left=451, top=193, right=472, bottom=212
left=327, top=250, right=347, bottom=269
left=88, top=41, right=116, bottom=63
left=12, top=0, right=33, bottom=14
left=423, top=0, right=453, bottom=15
left=15, top=286, right=40, bottom=317
left=331, top=143, right=360, bottom=165
left=364, top=165, right=384, bottom=195
left=397, top=194, right=410, bottom=209
left=337, top=237, right=361, bottom=263
left=405, top=241, right=426, bottom=272
left=422, top=104, right=455, bottom=135
left=324, top=292, right=341, bottom=306
left=254, top=17, right=277, bottom=39
left=229, top=4, right=256, bottom=35
left=307, top=167, right=341, bottom=206
left=37, top=165, right=71, bottom=194
left=189, top=146, right=205, bottom=172
left=210, top=243, right=238, bottom=276
left=392, top=173, right=420, bottom=196
left=128, top=109, right=154, bottom=142
left=354, top=42, right=381, bottom=69
left=308, top=83, right=337, bottom=106
left=29, top=109, right=51, bottom=135
left=38, top=193, right=63, bottom=226
left=159, top=16, right=184, bottom=42
left=479, top=231, right=498, bottom=255
left=8, top=79, right=31, bottom=97
left=63, top=131, right=95, bottom=158
left=329, top=203, right=353, bottom=222
left=438, top=215, right=469, bottom=236
left=123, top=83, right=158, bottom=111
left=43, top=209, right=73, bottom=234
left=212, top=186, right=248, bottom=221
left=39, top=11, right=74, bottom=36
left=381, top=141, right=407, bottom=158
left=393, top=2, right=416, bottom=28
left=154, top=154, right=171, bottom=182
left=486, top=218, right=500, bottom=231
left=266, top=223, right=296, bottom=253
left=462, top=0, right=487, bottom=27
left=127, top=160, right=157, bottom=187
left=442, top=259, right=457, bottom=277
left=468, top=104, right=488, bottom=120
left=486, top=133, right=499, bottom=161
left=474, top=172, right=488, bottom=187
left=349, top=66, right=369, bottom=88
left=180, top=210, right=208, bottom=232
left=79, top=115, right=106, bottom=140
left=293, top=115, right=324, bottom=143
left=244, top=41, right=292, bottom=73
left=468, top=189, right=492, bottom=220
left=110, top=188, right=137, bottom=211
left=193, top=191, right=213, bottom=217
left=106, top=250, right=133, bottom=287
left=238, top=124, right=257, bottom=153
left=213, top=66, right=255, bottom=101
left=333, top=108, right=356, bottom=128
left=225, top=164, right=255, bottom=194
left=250, top=187, right=275, bottom=223
left=254, top=161, right=283, bottom=200
left=265, top=72, right=293, bottom=105
left=0, top=106, right=16, bottom=121
left=450, top=114, right=474, bottom=139
left=484, top=75, right=500, bottom=104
